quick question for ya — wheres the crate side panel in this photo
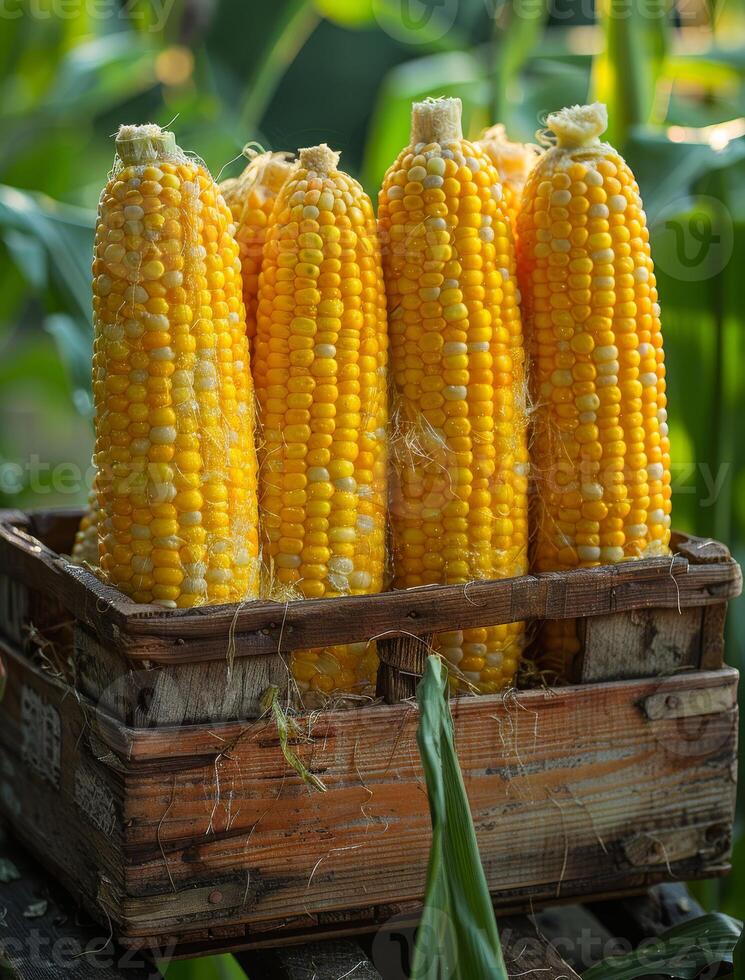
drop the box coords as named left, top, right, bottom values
left=107, top=671, right=738, bottom=933
left=0, top=644, right=126, bottom=920
left=579, top=607, right=705, bottom=682
left=75, top=625, right=289, bottom=725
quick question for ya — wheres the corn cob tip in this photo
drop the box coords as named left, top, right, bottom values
left=478, top=124, right=540, bottom=184
left=545, top=102, right=608, bottom=149
left=411, top=96, right=463, bottom=144
left=115, top=123, right=177, bottom=164
left=263, top=157, right=294, bottom=191
left=298, top=143, right=340, bottom=175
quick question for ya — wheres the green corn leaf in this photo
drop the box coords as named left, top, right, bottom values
left=237, top=0, right=320, bottom=134
left=625, top=128, right=745, bottom=222
left=582, top=913, right=742, bottom=980
left=734, top=923, right=745, bottom=979
left=592, top=0, right=670, bottom=147
left=44, top=314, right=93, bottom=419
left=1, top=229, right=47, bottom=292
left=491, top=0, right=550, bottom=125
left=412, top=655, right=507, bottom=980
left=0, top=185, right=94, bottom=325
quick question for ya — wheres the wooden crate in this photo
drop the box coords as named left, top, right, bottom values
left=0, top=507, right=740, bottom=955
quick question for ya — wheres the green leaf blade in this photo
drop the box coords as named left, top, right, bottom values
left=583, top=913, right=742, bottom=980
left=413, top=656, right=507, bottom=980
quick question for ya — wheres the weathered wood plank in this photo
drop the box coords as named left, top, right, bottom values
left=377, top=631, right=433, bottom=703
left=700, top=602, right=728, bottom=671
left=0, top=511, right=740, bottom=664
left=237, top=939, right=382, bottom=979
left=74, top=625, right=289, bottom=726
left=0, top=641, right=735, bottom=951
left=579, top=607, right=704, bottom=682
left=108, top=557, right=742, bottom=662
left=0, top=825, right=162, bottom=979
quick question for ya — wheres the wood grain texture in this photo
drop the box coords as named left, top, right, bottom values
left=74, top=626, right=289, bottom=726
left=0, top=511, right=740, bottom=665
left=376, top=632, right=433, bottom=703
left=0, top=641, right=736, bottom=953
left=579, top=608, right=705, bottom=682
left=700, top=602, right=728, bottom=671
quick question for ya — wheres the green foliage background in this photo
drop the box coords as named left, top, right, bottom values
left=0, top=0, right=744, bottom=974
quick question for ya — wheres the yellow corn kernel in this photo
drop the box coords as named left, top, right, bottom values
left=71, top=485, right=101, bottom=567
left=517, top=102, right=672, bottom=676
left=379, top=97, right=529, bottom=694
left=220, top=150, right=294, bottom=351
left=92, top=123, right=261, bottom=608
left=254, top=143, right=388, bottom=703
left=476, top=123, right=539, bottom=233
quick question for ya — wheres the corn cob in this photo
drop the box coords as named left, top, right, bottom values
left=254, top=143, right=388, bottom=701
left=220, top=149, right=294, bottom=348
left=516, top=103, right=671, bottom=673
left=477, top=124, right=539, bottom=232
left=92, top=124, right=260, bottom=607
left=71, top=485, right=101, bottom=566
left=378, top=97, right=528, bottom=694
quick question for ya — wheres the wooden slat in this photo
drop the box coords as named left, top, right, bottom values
left=579, top=607, right=704, bottom=682
left=0, top=642, right=736, bottom=950
left=109, top=556, right=741, bottom=662
left=0, top=510, right=740, bottom=663
left=74, top=624, right=288, bottom=726
left=86, top=662, right=739, bottom=765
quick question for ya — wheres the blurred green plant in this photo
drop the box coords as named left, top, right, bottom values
left=582, top=913, right=742, bottom=980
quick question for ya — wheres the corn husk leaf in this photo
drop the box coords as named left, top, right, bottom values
left=582, top=913, right=742, bottom=980
left=412, top=655, right=507, bottom=980
left=261, top=686, right=326, bottom=793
